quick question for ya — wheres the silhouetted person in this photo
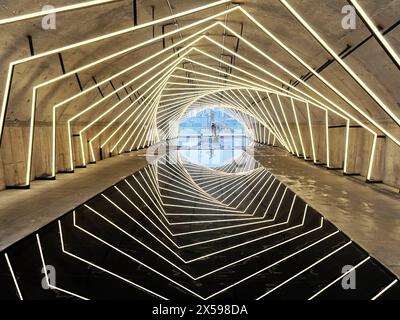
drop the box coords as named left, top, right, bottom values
left=211, top=123, right=217, bottom=137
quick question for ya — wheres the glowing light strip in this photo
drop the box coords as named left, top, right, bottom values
left=109, top=78, right=169, bottom=153
left=344, top=120, right=350, bottom=173
left=325, top=110, right=330, bottom=167
left=0, top=0, right=122, bottom=25
left=350, top=0, right=400, bottom=69
left=307, top=102, right=317, bottom=163
left=83, top=52, right=190, bottom=164
left=279, top=0, right=400, bottom=130
left=207, top=25, right=356, bottom=122
left=0, top=0, right=234, bottom=149
left=253, top=91, right=288, bottom=148
left=57, top=43, right=190, bottom=173
left=367, top=134, right=378, bottom=181
left=76, top=40, right=205, bottom=165
left=277, top=95, right=299, bottom=156
left=149, top=182, right=294, bottom=240
left=268, top=93, right=294, bottom=153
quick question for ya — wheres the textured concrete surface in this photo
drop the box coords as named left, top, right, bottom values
left=0, top=149, right=148, bottom=251
left=255, top=145, right=400, bottom=278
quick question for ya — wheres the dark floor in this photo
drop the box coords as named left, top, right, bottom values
left=0, top=143, right=399, bottom=300
left=0, top=150, right=148, bottom=251
left=254, top=146, right=400, bottom=278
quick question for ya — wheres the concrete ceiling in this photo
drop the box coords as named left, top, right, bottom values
left=0, top=0, right=400, bottom=188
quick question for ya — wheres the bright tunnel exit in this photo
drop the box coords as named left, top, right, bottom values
left=177, top=107, right=253, bottom=168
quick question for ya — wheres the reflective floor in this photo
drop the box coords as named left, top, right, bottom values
left=0, top=141, right=399, bottom=300
left=177, top=135, right=253, bottom=169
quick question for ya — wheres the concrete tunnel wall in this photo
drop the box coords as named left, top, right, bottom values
left=0, top=0, right=400, bottom=190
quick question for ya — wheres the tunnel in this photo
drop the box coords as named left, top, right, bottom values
left=0, top=0, right=399, bottom=302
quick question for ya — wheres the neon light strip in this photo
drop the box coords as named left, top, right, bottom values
left=279, top=0, right=400, bottom=130
left=0, top=0, right=122, bottom=25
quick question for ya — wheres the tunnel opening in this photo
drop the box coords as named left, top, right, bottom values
left=177, top=107, right=252, bottom=168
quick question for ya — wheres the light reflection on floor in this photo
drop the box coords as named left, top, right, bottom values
left=177, top=135, right=252, bottom=168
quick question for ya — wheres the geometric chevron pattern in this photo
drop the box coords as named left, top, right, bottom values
left=3, top=0, right=400, bottom=189
left=1, top=144, right=399, bottom=300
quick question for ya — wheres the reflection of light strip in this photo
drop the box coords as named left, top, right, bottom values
left=186, top=201, right=306, bottom=263
left=257, top=238, right=349, bottom=299
left=56, top=223, right=167, bottom=300
left=279, top=0, right=400, bottom=129
left=73, top=211, right=193, bottom=279
left=163, top=156, right=233, bottom=198
left=155, top=172, right=278, bottom=224
left=82, top=198, right=324, bottom=288
left=205, top=217, right=325, bottom=299
left=72, top=214, right=203, bottom=299
left=156, top=168, right=227, bottom=205
left=36, top=234, right=89, bottom=300
left=141, top=174, right=295, bottom=239
left=132, top=168, right=282, bottom=230
left=350, top=0, right=400, bottom=69
left=308, top=257, right=371, bottom=300
left=371, top=279, right=398, bottom=300
left=4, top=253, right=23, bottom=300
left=188, top=170, right=263, bottom=201
left=102, top=184, right=289, bottom=250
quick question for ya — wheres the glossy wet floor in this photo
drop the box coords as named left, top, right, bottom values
left=0, top=146, right=399, bottom=300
